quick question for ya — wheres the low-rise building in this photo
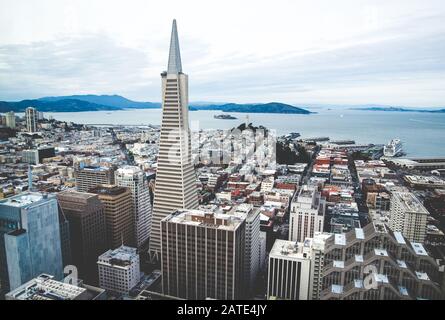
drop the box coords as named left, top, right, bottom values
left=5, top=274, right=106, bottom=300
left=97, top=246, right=140, bottom=295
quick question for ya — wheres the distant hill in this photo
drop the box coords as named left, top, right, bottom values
left=39, top=94, right=161, bottom=109
left=189, top=102, right=312, bottom=114
left=0, top=95, right=160, bottom=112
left=0, top=99, right=122, bottom=113
left=351, top=106, right=445, bottom=113
left=1, top=95, right=442, bottom=114
left=0, top=96, right=312, bottom=114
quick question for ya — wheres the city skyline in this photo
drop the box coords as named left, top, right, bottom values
left=0, top=0, right=444, bottom=107
left=0, top=3, right=445, bottom=305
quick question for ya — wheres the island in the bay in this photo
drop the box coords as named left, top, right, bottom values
left=214, top=114, right=237, bottom=120
left=350, top=106, right=445, bottom=113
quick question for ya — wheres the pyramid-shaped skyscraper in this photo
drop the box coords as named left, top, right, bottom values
left=150, top=20, right=199, bottom=256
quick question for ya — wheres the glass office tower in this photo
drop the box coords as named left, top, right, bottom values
left=0, top=192, right=63, bottom=296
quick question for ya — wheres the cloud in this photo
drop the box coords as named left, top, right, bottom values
left=0, top=1, right=444, bottom=107
left=0, top=34, right=155, bottom=100
left=187, top=19, right=445, bottom=106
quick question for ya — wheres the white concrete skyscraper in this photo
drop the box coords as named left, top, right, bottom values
left=389, top=192, right=428, bottom=243
left=150, top=20, right=199, bottom=256
left=5, top=111, right=16, bottom=129
left=25, top=107, right=38, bottom=133
left=115, top=166, right=152, bottom=249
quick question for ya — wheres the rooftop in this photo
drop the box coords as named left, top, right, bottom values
left=115, top=165, right=144, bottom=176
left=415, top=271, right=430, bottom=281
left=78, top=165, right=112, bottom=172
left=392, top=192, right=429, bottom=215
left=405, top=175, right=445, bottom=186
left=411, top=242, right=428, bottom=256
left=334, top=233, right=346, bottom=246
left=57, top=190, right=98, bottom=201
left=0, top=192, right=54, bottom=208
left=269, top=239, right=313, bottom=260
left=6, top=274, right=86, bottom=300
left=89, top=184, right=129, bottom=196
left=98, top=246, right=138, bottom=268
left=163, top=209, right=244, bottom=231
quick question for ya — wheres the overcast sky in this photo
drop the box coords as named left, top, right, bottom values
left=0, top=0, right=444, bottom=107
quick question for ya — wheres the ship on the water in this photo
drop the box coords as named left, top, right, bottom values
left=383, top=138, right=403, bottom=157
left=214, top=114, right=237, bottom=120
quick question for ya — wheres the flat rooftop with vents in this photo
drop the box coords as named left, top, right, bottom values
left=98, top=246, right=139, bottom=269
left=89, top=184, right=129, bottom=196
left=163, top=209, right=244, bottom=231
left=392, top=192, right=429, bottom=214
left=5, top=274, right=105, bottom=300
left=0, top=192, right=54, bottom=208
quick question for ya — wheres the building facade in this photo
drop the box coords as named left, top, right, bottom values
left=0, top=192, right=63, bottom=296
left=267, top=239, right=313, bottom=300
left=90, top=185, right=135, bottom=249
left=115, top=166, right=151, bottom=249
left=289, top=186, right=326, bottom=243
left=151, top=20, right=199, bottom=256
left=5, top=111, right=15, bottom=129
left=389, top=192, right=429, bottom=243
left=228, top=204, right=264, bottom=294
left=21, top=146, right=56, bottom=165
left=97, top=246, right=140, bottom=295
left=75, top=166, right=115, bottom=193
left=25, top=107, right=38, bottom=133
left=161, top=209, right=245, bottom=300
left=267, top=233, right=331, bottom=300
left=57, top=191, right=107, bottom=285
left=321, top=223, right=442, bottom=300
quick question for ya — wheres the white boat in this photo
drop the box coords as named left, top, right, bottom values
left=383, top=139, right=403, bottom=157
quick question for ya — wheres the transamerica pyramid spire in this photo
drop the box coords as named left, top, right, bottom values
left=167, top=19, right=182, bottom=74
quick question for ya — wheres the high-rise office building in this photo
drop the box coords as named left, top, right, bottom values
left=5, top=111, right=15, bottom=129
left=58, top=202, right=72, bottom=268
left=267, top=239, right=313, bottom=300
left=161, top=209, right=245, bottom=300
left=90, top=185, right=135, bottom=249
left=151, top=20, right=199, bottom=256
left=228, top=204, right=264, bottom=294
left=308, top=233, right=332, bottom=300
left=75, top=166, right=115, bottom=193
left=321, top=223, right=442, bottom=300
left=289, top=186, right=326, bottom=243
left=97, top=246, right=140, bottom=295
left=57, top=191, right=107, bottom=284
left=25, top=107, right=38, bottom=133
left=389, top=192, right=429, bottom=243
left=0, top=192, right=63, bottom=296
left=266, top=233, right=341, bottom=301
left=115, top=166, right=151, bottom=249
